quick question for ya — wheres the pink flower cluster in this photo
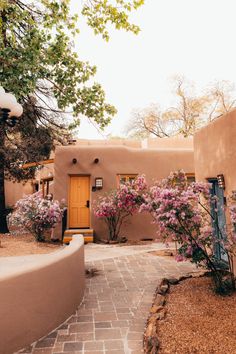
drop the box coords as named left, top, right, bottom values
left=10, top=193, right=65, bottom=241
left=93, top=176, right=147, bottom=241
left=94, top=194, right=117, bottom=218
left=230, top=205, right=236, bottom=226
left=139, top=170, right=214, bottom=264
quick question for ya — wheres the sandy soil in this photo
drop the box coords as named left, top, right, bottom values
left=0, top=232, right=63, bottom=257
left=158, top=276, right=236, bottom=354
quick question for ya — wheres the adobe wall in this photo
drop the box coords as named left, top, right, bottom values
left=5, top=163, right=54, bottom=206
left=194, top=110, right=236, bottom=274
left=54, top=143, right=194, bottom=240
left=0, top=236, right=85, bottom=354
left=194, top=110, right=236, bottom=196
left=5, top=180, right=33, bottom=207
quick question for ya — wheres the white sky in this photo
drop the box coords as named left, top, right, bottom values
left=72, top=0, right=236, bottom=139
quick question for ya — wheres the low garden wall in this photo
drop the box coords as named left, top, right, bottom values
left=0, top=235, right=85, bottom=354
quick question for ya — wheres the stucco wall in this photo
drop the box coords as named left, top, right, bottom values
left=5, top=179, right=33, bottom=207
left=0, top=236, right=85, bottom=354
left=194, top=110, right=236, bottom=274
left=194, top=110, right=236, bottom=196
left=54, top=143, right=194, bottom=240
left=5, top=162, right=55, bottom=206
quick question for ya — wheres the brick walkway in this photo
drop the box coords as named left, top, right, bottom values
left=19, top=249, right=195, bottom=354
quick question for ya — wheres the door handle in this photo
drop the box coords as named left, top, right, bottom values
left=86, top=200, right=90, bottom=208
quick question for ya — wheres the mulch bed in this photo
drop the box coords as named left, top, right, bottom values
left=145, top=276, right=236, bottom=354
left=0, top=232, right=63, bottom=257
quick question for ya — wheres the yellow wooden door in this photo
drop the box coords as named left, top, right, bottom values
left=69, top=176, right=90, bottom=228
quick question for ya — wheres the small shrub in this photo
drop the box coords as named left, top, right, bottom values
left=9, top=193, right=65, bottom=242
left=94, top=175, right=146, bottom=242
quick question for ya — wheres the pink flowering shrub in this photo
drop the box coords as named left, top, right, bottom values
left=94, top=176, right=146, bottom=241
left=226, top=205, right=236, bottom=257
left=140, top=170, right=235, bottom=294
left=9, top=193, right=65, bottom=242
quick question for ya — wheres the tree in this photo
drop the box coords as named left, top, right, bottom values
left=94, top=175, right=146, bottom=241
left=125, top=76, right=236, bottom=139
left=140, top=170, right=236, bottom=294
left=0, top=0, right=144, bottom=233
left=125, top=104, right=172, bottom=139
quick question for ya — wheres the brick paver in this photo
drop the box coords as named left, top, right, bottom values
left=18, top=249, right=195, bottom=354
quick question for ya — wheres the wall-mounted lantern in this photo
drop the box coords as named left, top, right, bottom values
left=68, top=139, right=77, bottom=145
left=217, top=174, right=225, bottom=189
left=72, top=158, right=77, bottom=164
left=95, top=177, right=103, bottom=190
left=94, top=158, right=99, bottom=164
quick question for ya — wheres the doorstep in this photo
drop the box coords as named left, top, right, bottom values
left=63, top=229, right=94, bottom=243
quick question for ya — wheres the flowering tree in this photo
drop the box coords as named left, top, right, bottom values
left=140, top=170, right=236, bottom=294
left=94, top=176, right=147, bottom=242
left=9, top=194, right=65, bottom=242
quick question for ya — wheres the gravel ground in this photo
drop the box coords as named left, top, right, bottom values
left=158, top=276, right=236, bottom=354
left=0, top=233, right=63, bottom=256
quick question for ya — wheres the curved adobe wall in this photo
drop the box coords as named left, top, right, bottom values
left=0, top=236, right=85, bottom=354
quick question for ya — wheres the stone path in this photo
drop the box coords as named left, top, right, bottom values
left=19, top=244, right=196, bottom=354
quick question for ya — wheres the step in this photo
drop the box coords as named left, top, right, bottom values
left=63, top=229, right=94, bottom=244
left=64, top=229, right=94, bottom=235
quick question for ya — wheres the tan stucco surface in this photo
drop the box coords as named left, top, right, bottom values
left=0, top=236, right=85, bottom=354
left=5, top=156, right=54, bottom=206
left=194, top=109, right=236, bottom=274
left=54, top=141, right=194, bottom=240
left=5, top=179, right=33, bottom=207
left=194, top=110, right=236, bottom=195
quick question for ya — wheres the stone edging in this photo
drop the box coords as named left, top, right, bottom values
left=143, top=271, right=206, bottom=353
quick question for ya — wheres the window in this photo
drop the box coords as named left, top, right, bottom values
left=186, top=173, right=195, bottom=184
left=33, top=176, right=53, bottom=197
left=117, top=174, right=138, bottom=186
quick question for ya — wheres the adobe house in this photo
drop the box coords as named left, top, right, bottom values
left=194, top=109, right=236, bottom=268
left=53, top=137, right=194, bottom=242
left=5, top=158, right=54, bottom=208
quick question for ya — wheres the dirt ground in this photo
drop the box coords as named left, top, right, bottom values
left=0, top=232, right=63, bottom=256
left=158, top=276, right=236, bottom=354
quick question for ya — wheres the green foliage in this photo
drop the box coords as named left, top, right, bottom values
left=0, top=0, right=143, bottom=233
left=0, top=0, right=117, bottom=124
left=82, top=0, right=144, bottom=41
left=0, top=0, right=143, bottom=182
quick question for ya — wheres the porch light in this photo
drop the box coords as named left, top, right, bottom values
left=217, top=174, right=225, bottom=189
left=72, top=158, right=77, bottom=164
left=0, top=86, right=23, bottom=127
left=95, top=177, right=103, bottom=189
left=94, top=158, right=99, bottom=164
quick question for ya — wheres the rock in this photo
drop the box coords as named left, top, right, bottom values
left=155, top=308, right=167, bottom=320
left=150, top=305, right=164, bottom=314
left=145, top=321, right=157, bottom=336
left=145, top=336, right=159, bottom=354
left=178, top=274, right=192, bottom=282
left=160, top=278, right=169, bottom=286
left=154, top=294, right=165, bottom=307
left=148, top=313, right=160, bottom=324
left=157, top=284, right=169, bottom=295
left=167, top=277, right=179, bottom=285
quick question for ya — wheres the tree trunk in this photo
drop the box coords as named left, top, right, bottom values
left=0, top=9, right=9, bottom=233
left=0, top=121, right=9, bottom=233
